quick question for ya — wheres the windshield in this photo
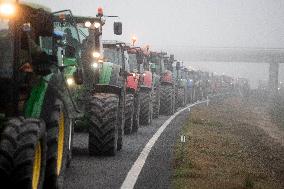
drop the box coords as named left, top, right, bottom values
left=103, top=47, right=122, bottom=65
left=0, top=20, right=13, bottom=78
left=53, top=11, right=81, bottom=59
left=129, top=54, right=138, bottom=72
left=77, top=25, right=88, bottom=43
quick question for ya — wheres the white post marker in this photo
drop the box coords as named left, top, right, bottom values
left=207, top=96, right=209, bottom=106
left=180, top=135, right=186, bottom=143
left=120, top=100, right=208, bottom=189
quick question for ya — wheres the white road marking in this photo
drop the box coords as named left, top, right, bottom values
left=120, top=100, right=209, bottom=189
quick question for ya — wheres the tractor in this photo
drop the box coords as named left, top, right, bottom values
left=138, top=47, right=153, bottom=125
left=173, top=61, right=188, bottom=108
left=71, top=12, right=124, bottom=156
left=125, top=46, right=145, bottom=133
left=0, top=3, right=78, bottom=189
left=100, top=40, right=129, bottom=152
left=52, top=9, right=123, bottom=157
left=185, top=69, right=194, bottom=104
left=150, top=52, right=176, bottom=116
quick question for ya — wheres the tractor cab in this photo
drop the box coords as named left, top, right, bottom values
left=127, top=46, right=145, bottom=91
left=0, top=2, right=55, bottom=117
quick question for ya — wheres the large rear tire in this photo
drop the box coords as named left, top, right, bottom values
left=0, top=118, right=47, bottom=189
left=124, top=94, right=134, bottom=135
left=139, top=90, right=152, bottom=125
left=88, top=93, right=119, bottom=156
left=44, top=101, right=71, bottom=189
left=160, top=84, right=175, bottom=115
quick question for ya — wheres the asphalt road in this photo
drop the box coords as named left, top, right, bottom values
left=64, top=109, right=190, bottom=189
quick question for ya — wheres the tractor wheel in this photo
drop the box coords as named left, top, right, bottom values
left=177, top=87, right=186, bottom=107
left=44, top=100, right=71, bottom=189
left=139, top=90, right=152, bottom=125
left=0, top=118, right=21, bottom=187
left=160, top=84, right=175, bottom=115
left=132, top=93, right=140, bottom=133
left=124, top=94, right=134, bottom=135
left=152, top=89, right=160, bottom=119
left=88, top=93, right=119, bottom=156
left=9, top=118, right=47, bottom=189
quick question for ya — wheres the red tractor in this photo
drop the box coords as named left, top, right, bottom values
left=124, top=46, right=143, bottom=133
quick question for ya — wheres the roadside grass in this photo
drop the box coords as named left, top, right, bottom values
left=172, top=98, right=282, bottom=189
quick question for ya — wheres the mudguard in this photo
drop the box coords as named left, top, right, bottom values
left=25, top=74, right=52, bottom=118
left=25, top=72, right=78, bottom=121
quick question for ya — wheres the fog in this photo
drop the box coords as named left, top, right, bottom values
left=23, top=0, right=284, bottom=87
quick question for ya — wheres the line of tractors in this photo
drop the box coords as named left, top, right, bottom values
left=0, top=2, right=242, bottom=189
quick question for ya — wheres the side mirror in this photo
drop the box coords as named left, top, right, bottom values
left=114, top=22, right=122, bottom=35
left=73, top=68, right=83, bottom=85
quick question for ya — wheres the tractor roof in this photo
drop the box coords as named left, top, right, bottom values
left=15, top=3, right=53, bottom=37
left=102, top=40, right=126, bottom=48
left=74, top=16, right=105, bottom=25
left=21, top=2, right=51, bottom=12
left=127, top=47, right=142, bottom=54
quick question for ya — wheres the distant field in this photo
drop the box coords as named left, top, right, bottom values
left=172, top=97, right=284, bottom=189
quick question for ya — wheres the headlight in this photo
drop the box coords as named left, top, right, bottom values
left=0, top=3, right=16, bottom=17
left=92, top=51, right=100, bottom=58
left=94, top=22, right=101, bottom=28
left=92, top=62, right=99, bottom=69
left=85, top=21, right=91, bottom=28
left=67, top=77, right=75, bottom=86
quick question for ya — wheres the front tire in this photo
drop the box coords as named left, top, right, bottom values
left=0, top=118, right=47, bottom=189
left=88, top=93, right=119, bottom=156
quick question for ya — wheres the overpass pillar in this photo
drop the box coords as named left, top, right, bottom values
left=268, top=62, right=279, bottom=95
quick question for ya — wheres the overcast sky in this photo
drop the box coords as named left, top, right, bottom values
left=23, top=0, right=284, bottom=49
left=23, top=0, right=284, bottom=87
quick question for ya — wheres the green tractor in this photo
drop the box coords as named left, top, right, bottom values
left=184, top=68, right=194, bottom=104
left=95, top=40, right=129, bottom=153
left=150, top=52, right=176, bottom=116
left=174, top=61, right=188, bottom=107
left=125, top=46, right=145, bottom=133
left=70, top=12, right=124, bottom=156
left=0, top=3, right=122, bottom=189
left=149, top=52, right=161, bottom=119
left=0, top=3, right=78, bottom=189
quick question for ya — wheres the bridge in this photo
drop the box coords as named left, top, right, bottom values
left=179, top=47, right=284, bottom=93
